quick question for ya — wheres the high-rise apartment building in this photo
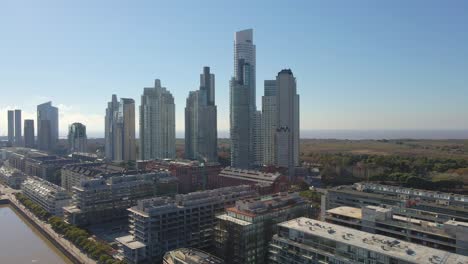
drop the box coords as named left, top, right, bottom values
left=215, top=192, right=308, bottom=264
left=116, top=185, right=257, bottom=264
left=230, top=29, right=258, bottom=169
left=253, top=110, right=263, bottom=166
left=275, top=69, right=300, bottom=177
left=7, top=110, right=14, bottom=144
left=185, top=67, right=218, bottom=162
left=68, top=122, right=87, bottom=153
left=139, top=80, right=176, bottom=160
left=262, top=80, right=277, bottom=165
left=105, top=95, right=136, bottom=161
left=37, top=102, right=59, bottom=151
left=14, top=109, right=22, bottom=146
left=23, top=119, right=35, bottom=148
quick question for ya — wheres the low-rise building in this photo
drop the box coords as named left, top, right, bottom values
left=215, top=167, right=289, bottom=194
left=70, top=152, right=100, bottom=162
left=0, top=165, right=27, bottom=189
left=143, top=159, right=222, bottom=193
left=6, top=148, right=74, bottom=184
left=61, top=162, right=125, bottom=192
left=116, top=185, right=257, bottom=264
left=325, top=182, right=468, bottom=222
left=21, top=176, right=71, bottom=216
left=63, top=171, right=178, bottom=226
left=214, top=192, right=308, bottom=264
left=325, top=205, right=468, bottom=256
left=163, top=248, right=224, bottom=264
left=268, top=217, right=468, bottom=264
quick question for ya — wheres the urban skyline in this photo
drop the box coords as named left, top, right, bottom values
left=1, top=1, right=467, bottom=138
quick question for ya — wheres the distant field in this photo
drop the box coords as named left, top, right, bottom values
left=88, top=138, right=468, bottom=161
left=300, top=139, right=468, bottom=160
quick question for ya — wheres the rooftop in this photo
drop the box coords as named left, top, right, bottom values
left=62, top=163, right=125, bottom=178
left=22, top=176, right=70, bottom=200
left=116, top=235, right=146, bottom=250
left=327, top=206, right=362, bottom=219
left=219, top=167, right=282, bottom=183
left=279, top=217, right=468, bottom=264
left=354, top=182, right=468, bottom=203
left=227, top=192, right=305, bottom=217
left=163, top=248, right=224, bottom=264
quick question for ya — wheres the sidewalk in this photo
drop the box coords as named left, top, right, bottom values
left=9, top=194, right=96, bottom=264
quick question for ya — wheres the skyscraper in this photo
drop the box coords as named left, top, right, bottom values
left=37, top=102, right=59, bottom=151
left=275, top=69, right=300, bottom=177
left=105, top=95, right=136, bottom=161
left=24, top=119, right=35, bottom=148
left=253, top=110, right=263, bottom=166
left=262, top=80, right=277, bottom=165
left=230, top=29, right=258, bottom=169
left=185, top=67, right=218, bottom=162
left=139, top=80, right=176, bottom=160
left=68, top=122, right=87, bottom=153
left=7, top=110, right=14, bottom=144
left=14, top=109, right=22, bottom=146
left=105, top=94, right=119, bottom=160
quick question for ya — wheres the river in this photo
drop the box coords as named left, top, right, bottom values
left=0, top=206, right=71, bottom=264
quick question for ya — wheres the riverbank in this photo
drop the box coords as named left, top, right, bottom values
left=0, top=195, right=96, bottom=264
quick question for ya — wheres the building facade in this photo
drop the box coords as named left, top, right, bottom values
left=262, top=80, right=277, bottom=165
left=139, top=80, right=176, bottom=160
left=105, top=95, right=136, bottom=161
left=61, top=162, right=125, bottom=192
left=68, top=122, right=87, bottom=153
left=24, top=119, right=35, bottom=148
left=143, top=159, right=222, bottom=193
left=230, top=29, right=258, bottom=169
left=214, top=192, right=308, bottom=264
left=21, top=176, right=71, bottom=216
left=268, top=217, right=468, bottom=264
left=0, top=165, right=27, bottom=189
left=64, top=171, right=178, bottom=226
left=7, top=110, right=14, bottom=144
left=214, top=167, right=289, bottom=194
left=7, top=148, right=74, bottom=184
left=185, top=67, right=218, bottom=163
left=37, top=102, right=59, bottom=151
left=324, top=182, right=468, bottom=223
left=116, top=185, right=257, bottom=264
left=275, top=69, right=300, bottom=178
left=14, top=109, right=22, bottom=146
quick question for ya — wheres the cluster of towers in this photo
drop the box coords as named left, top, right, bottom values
left=104, top=29, right=300, bottom=177
left=230, top=29, right=300, bottom=177
left=5, top=102, right=87, bottom=154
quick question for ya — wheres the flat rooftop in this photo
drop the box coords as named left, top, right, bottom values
left=164, top=248, right=224, bottom=264
left=116, top=235, right=146, bottom=250
left=217, top=214, right=252, bottom=226
left=326, top=206, right=362, bottom=219
left=279, top=217, right=468, bottom=264
left=219, top=167, right=281, bottom=183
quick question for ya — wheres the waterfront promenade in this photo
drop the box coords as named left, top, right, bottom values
left=0, top=184, right=96, bottom=264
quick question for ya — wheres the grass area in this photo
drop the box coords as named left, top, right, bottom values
left=300, top=139, right=468, bottom=161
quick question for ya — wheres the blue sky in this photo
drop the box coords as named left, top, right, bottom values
left=1, top=0, right=467, bottom=137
